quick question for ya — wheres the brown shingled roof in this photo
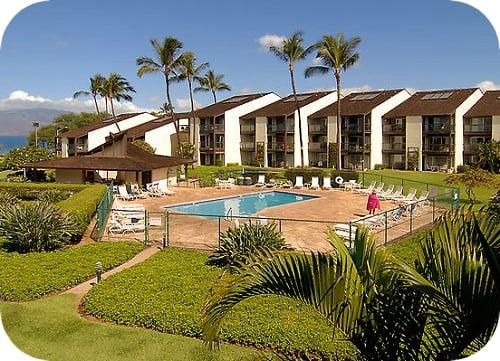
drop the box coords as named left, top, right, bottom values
left=309, top=89, right=406, bottom=118
left=383, top=88, right=478, bottom=118
left=464, top=90, right=500, bottom=117
left=195, top=93, right=272, bottom=117
left=123, top=112, right=190, bottom=139
left=23, top=143, right=193, bottom=171
left=241, top=92, right=332, bottom=119
left=60, top=112, right=147, bottom=138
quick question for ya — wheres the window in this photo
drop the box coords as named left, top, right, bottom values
left=222, top=95, right=251, bottom=103
left=421, top=92, right=453, bottom=100
left=283, top=95, right=310, bottom=102
left=350, top=93, right=380, bottom=101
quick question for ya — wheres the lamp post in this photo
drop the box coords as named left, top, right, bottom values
left=32, top=121, right=40, bottom=147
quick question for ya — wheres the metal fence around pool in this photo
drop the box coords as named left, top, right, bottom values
left=100, top=196, right=443, bottom=250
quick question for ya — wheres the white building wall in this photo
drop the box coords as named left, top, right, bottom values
left=293, top=92, right=338, bottom=167
left=61, top=138, right=69, bottom=158
left=370, top=90, right=412, bottom=168
left=454, top=89, right=483, bottom=167
left=145, top=122, right=177, bottom=156
left=224, top=93, right=281, bottom=165
left=492, top=115, right=500, bottom=141
left=406, top=116, right=423, bottom=171
left=87, top=113, right=157, bottom=151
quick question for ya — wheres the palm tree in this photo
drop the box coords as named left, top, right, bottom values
left=137, top=37, right=185, bottom=149
left=172, top=51, right=209, bottom=145
left=103, top=73, right=136, bottom=119
left=194, top=70, right=231, bottom=103
left=73, top=74, right=106, bottom=114
left=305, top=33, right=361, bottom=169
left=269, top=31, right=313, bottom=168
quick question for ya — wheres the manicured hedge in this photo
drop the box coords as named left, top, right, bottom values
left=0, top=241, right=143, bottom=301
left=57, top=184, right=107, bottom=234
left=0, top=182, right=87, bottom=201
left=83, top=248, right=356, bottom=359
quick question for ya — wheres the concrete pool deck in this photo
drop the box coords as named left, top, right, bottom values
left=106, top=186, right=441, bottom=252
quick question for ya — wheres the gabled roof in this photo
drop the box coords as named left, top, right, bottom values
left=464, top=90, right=500, bottom=117
left=309, top=89, right=405, bottom=118
left=60, top=112, right=148, bottom=138
left=241, top=92, right=332, bottom=119
left=23, top=143, right=193, bottom=171
left=195, top=93, right=273, bottom=117
left=122, top=112, right=191, bottom=139
left=383, top=88, right=479, bottom=118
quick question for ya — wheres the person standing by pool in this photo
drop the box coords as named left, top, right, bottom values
left=366, top=191, right=381, bottom=215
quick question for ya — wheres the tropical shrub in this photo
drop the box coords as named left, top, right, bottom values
left=0, top=191, right=19, bottom=205
left=445, top=168, right=498, bottom=203
left=208, top=222, right=290, bottom=271
left=0, top=202, right=78, bottom=253
left=131, top=139, right=156, bottom=154
left=373, top=163, right=387, bottom=170
left=37, top=189, right=72, bottom=203
left=2, top=146, right=52, bottom=170
left=456, top=164, right=470, bottom=173
left=0, top=241, right=143, bottom=301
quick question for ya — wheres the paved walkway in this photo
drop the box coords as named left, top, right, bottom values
left=64, top=245, right=161, bottom=299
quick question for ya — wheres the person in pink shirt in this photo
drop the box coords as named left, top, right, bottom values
left=366, top=191, right=381, bottom=215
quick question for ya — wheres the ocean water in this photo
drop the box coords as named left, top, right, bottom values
left=0, top=135, right=27, bottom=154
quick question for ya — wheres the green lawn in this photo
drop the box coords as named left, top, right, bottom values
left=0, top=170, right=11, bottom=181
left=0, top=294, right=256, bottom=361
left=0, top=242, right=143, bottom=301
left=83, top=248, right=355, bottom=359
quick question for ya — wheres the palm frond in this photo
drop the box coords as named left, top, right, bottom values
left=73, top=90, right=90, bottom=99
left=304, top=65, right=329, bottom=78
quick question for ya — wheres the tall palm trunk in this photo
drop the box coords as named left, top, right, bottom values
left=92, top=94, right=100, bottom=114
left=212, top=90, right=217, bottom=103
left=165, top=73, right=181, bottom=154
left=188, top=79, right=195, bottom=145
left=110, top=97, right=116, bottom=117
left=290, top=66, right=304, bottom=168
left=105, top=97, right=109, bottom=114
left=335, top=73, right=342, bottom=170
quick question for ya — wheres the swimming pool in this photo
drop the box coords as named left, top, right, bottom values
left=166, top=191, right=317, bottom=218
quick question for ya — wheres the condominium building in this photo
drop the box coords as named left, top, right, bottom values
left=382, top=88, right=483, bottom=171
left=240, top=92, right=337, bottom=167
left=193, top=93, right=281, bottom=165
left=60, top=112, right=157, bottom=157
left=462, top=90, right=500, bottom=165
left=308, top=90, right=411, bottom=169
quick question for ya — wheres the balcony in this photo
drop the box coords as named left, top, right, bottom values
left=342, top=124, right=371, bottom=133
left=464, top=143, right=481, bottom=153
left=268, top=142, right=294, bottom=152
left=67, top=144, right=88, bottom=155
left=342, top=144, right=370, bottom=152
left=464, top=125, right=492, bottom=133
left=382, top=124, right=405, bottom=133
left=267, top=124, right=294, bottom=133
left=240, top=142, right=255, bottom=151
left=309, top=142, right=327, bottom=152
left=200, top=124, right=224, bottom=133
left=199, top=143, right=224, bottom=152
left=382, top=143, right=405, bottom=152
left=423, top=123, right=452, bottom=133
left=423, top=144, right=454, bottom=153
left=308, top=124, right=327, bottom=133
left=240, top=124, right=255, bottom=133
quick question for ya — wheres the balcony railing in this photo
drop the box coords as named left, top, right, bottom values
left=309, top=142, right=327, bottom=151
left=268, top=142, right=294, bottom=151
left=67, top=144, right=88, bottom=155
left=423, top=144, right=454, bottom=152
left=267, top=124, right=294, bottom=133
left=308, top=124, right=327, bottom=133
left=382, top=124, right=405, bottom=133
left=342, top=144, right=371, bottom=152
left=464, top=143, right=480, bottom=153
left=423, top=123, right=452, bottom=133
left=382, top=143, right=405, bottom=151
left=240, top=142, right=255, bottom=151
left=464, top=125, right=492, bottom=133
left=240, top=124, right=255, bottom=133
left=342, top=124, right=371, bottom=133
left=200, top=124, right=224, bottom=133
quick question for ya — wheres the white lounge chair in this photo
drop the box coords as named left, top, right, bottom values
left=355, top=181, right=375, bottom=194
left=379, top=184, right=394, bottom=199
left=157, top=182, right=176, bottom=196
left=373, top=182, right=385, bottom=193
left=255, top=174, right=266, bottom=187
left=281, top=180, right=293, bottom=189
left=322, top=176, right=332, bottom=190
left=130, top=184, right=148, bottom=199
left=107, top=218, right=145, bottom=235
left=395, top=188, right=417, bottom=203
left=117, top=185, right=135, bottom=201
left=415, top=191, right=430, bottom=206
left=310, top=176, right=320, bottom=190
left=389, top=186, right=404, bottom=201
left=294, top=176, right=304, bottom=189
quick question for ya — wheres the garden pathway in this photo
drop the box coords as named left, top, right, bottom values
left=63, top=245, right=161, bottom=300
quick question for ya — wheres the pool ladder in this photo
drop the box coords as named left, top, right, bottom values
left=225, top=207, right=233, bottom=221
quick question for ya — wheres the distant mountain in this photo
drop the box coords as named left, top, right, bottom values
left=0, top=108, right=71, bottom=136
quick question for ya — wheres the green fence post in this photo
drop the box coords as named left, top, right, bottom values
left=144, top=210, right=149, bottom=246
left=432, top=198, right=435, bottom=221
left=384, top=212, right=388, bottom=246
left=349, top=221, right=353, bottom=249
left=166, top=211, right=170, bottom=247
left=218, top=216, right=221, bottom=249
left=409, top=205, right=413, bottom=233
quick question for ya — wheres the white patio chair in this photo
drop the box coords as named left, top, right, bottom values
left=379, top=184, right=394, bottom=199
left=310, top=176, right=320, bottom=190
left=294, top=176, right=304, bottom=189
left=322, top=176, right=332, bottom=190
left=389, top=186, right=404, bottom=201
left=355, top=181, right=375, bottom=194
left=255, top=174, right=266, bottom=187
left=117, top=185, right=135, bottom=201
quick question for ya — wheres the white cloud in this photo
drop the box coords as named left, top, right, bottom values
left=239, top=88, right=255, bottom=95
left=476, top=80, right=500, bottom=91
left=257, top=34, right=286, bottom=51
left=148, top=95, right=163, bottom=105
left=175, top=98, right=202, bottom=111
left=0, top=90, right=149, bottom=113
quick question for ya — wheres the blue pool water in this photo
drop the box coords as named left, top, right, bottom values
left=166, top=191, right=316, bottom=218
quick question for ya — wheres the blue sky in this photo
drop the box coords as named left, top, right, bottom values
left=0, top=0, right=499, bottom=112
